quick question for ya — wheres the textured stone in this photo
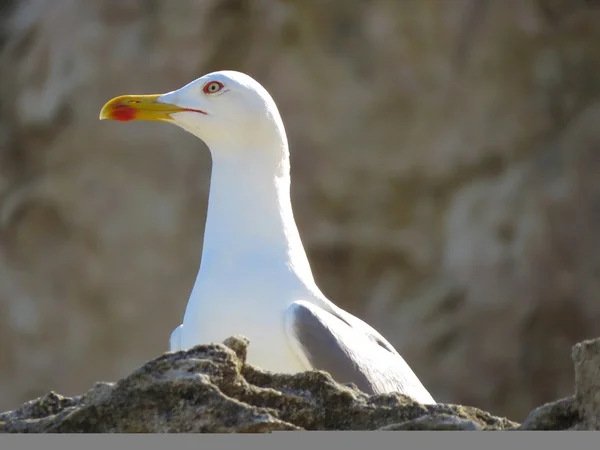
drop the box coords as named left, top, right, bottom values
left=3, top=335, right=600, bottom=432
left=0, top=336, right=519, bottom=432
left=379, top=414, right=481, bottom=431
left=518, top=397, right=579, bottom=430
left=1, top=0, right=600, bottom=423
left=572, top=338, right=600, bottom=429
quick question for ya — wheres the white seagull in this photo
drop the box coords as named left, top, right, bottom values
left=99, top=70, right=436, bottom=404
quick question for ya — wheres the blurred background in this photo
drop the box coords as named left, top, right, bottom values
left=0, top=0, right=600, bottom=422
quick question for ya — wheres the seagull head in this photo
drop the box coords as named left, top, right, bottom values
left=99, top=70, right=288, bottom=159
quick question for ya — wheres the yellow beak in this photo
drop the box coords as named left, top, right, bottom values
left=99, top=94, right=200, bottom=122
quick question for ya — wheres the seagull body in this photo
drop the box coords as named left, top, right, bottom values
left=100, top=70, right=436, bottom=404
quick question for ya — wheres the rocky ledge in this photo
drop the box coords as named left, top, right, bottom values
left=1, top=335, right=598, bottom=432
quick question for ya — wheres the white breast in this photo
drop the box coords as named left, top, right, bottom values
left=179, top=263, right=311, bottom=373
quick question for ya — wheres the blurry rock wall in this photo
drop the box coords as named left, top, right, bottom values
left=1, top=0, right=600, bottom=421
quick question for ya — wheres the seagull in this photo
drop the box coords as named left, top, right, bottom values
left=99, top=70, right=436, bottom=404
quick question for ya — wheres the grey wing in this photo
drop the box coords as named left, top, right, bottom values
left=308, top=294, right=404, bottom=357
left=324, top=301, right=402, bottom=356
left=284, top=300, right=436, bottom=404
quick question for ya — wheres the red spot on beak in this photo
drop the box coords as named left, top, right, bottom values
left=111, top=105, right=137, bottom=122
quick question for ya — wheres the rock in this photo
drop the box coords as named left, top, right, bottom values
left=517, top=337, right=600, bottom=431
left=572, top=338, right=600, bottom=429
left=0, top=336, right=520, bottom=432
left=1, top=0, right=600, bottom=423
left=4, top=335, right=600, bottom=432
left=518, top=397, right=579, bottom=430
left=379, top=414, right=481, bottom=431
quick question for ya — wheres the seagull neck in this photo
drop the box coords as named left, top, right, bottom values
left=200, top=149, right=313, bottom=279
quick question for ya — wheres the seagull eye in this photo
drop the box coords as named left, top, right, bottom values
left=203, top=81, right=224, bottom=95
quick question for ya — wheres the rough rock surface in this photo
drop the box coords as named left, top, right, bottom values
left=1, top=0, right=600, bottom=422
left=0, top=336, right=600, bottom=433
left=0, top=336, right=519, bottom=432
left=2, top=335, right=600, bottom=432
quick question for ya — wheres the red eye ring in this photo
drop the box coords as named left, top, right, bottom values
left=203, top=81, right=224, bottom=94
